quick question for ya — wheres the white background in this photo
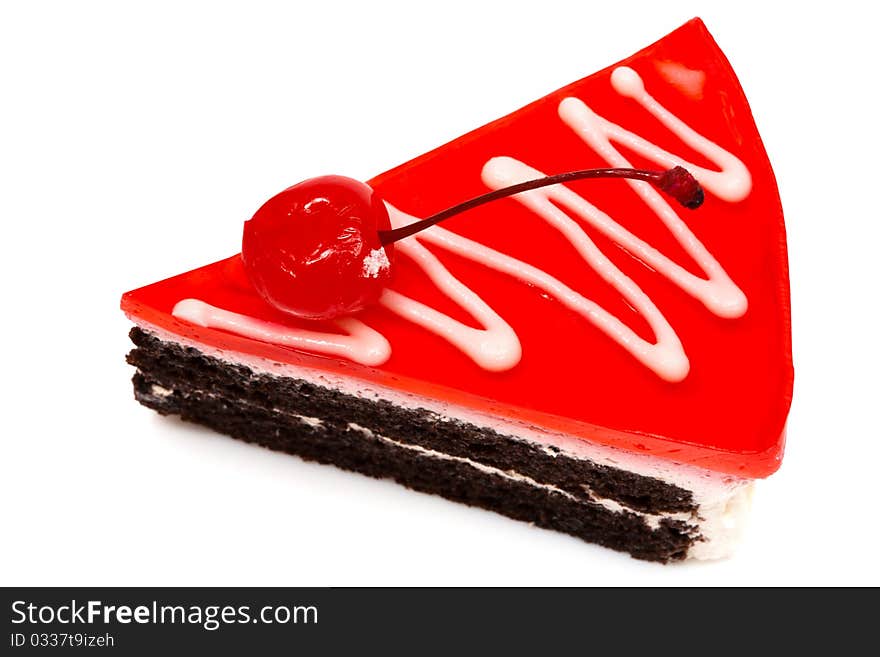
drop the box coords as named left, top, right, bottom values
left=2, top=0, right=878, bottom=586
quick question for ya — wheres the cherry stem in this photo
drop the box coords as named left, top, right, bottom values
left=378, top=166, right=704, bottom=246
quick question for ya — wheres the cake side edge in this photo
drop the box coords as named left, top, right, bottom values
left=126, top=322, right=754, bottom=560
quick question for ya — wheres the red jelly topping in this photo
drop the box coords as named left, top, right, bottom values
left=121, top=19, right=793, bottom=478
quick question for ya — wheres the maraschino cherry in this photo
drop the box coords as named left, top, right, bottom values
left=241, top=166, right=704, bottom=321
left=242, top=175, right=394, bottom=321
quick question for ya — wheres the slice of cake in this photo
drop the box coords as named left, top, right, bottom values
left=121, top=18, right=793, bottom=562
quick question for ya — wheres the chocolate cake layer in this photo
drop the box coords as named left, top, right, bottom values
left=127, top=327, right=700, bottom=561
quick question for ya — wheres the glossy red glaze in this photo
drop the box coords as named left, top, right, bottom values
left=122, top=19, right=793, bottom=477
left=242, top=175, right=393, bottom=320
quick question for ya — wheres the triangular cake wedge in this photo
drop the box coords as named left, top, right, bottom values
left=122, top=18, right=793, bottom=562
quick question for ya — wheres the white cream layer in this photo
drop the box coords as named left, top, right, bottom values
left=132, top=319, right=753, bottom=560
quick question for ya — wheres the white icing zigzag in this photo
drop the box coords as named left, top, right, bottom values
left=173, top=67, right=751, bottom=381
